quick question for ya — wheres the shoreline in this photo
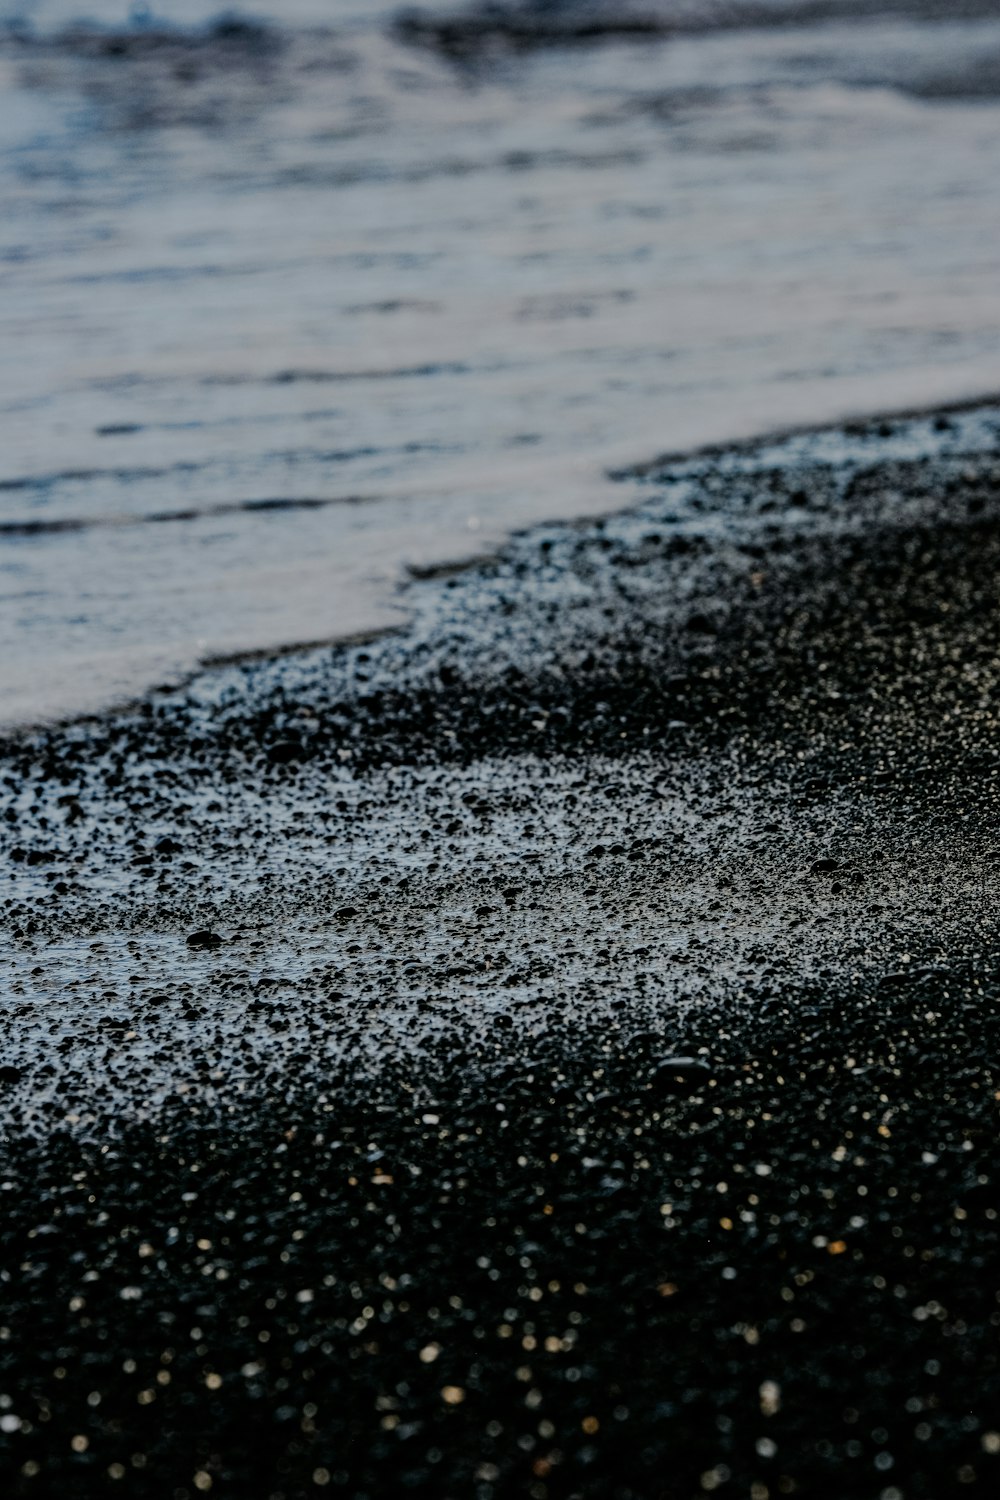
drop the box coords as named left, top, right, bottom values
left=3, top=379, right=1000, bottom=742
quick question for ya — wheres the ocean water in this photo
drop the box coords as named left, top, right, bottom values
left=1, top=0, right=999, bottom=727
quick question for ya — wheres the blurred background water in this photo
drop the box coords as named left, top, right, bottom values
left=1, top=0, right=999, bottom=726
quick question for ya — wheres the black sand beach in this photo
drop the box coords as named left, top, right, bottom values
left=2, top=406, right=1000, bottom=1498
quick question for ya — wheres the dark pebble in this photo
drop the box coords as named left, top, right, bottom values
left=186, top=929, right=222, bottom=949
left=266, top=739, right=304, bottom=766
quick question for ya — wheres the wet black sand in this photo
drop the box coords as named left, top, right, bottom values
left=2, top=407, right=1000, bottom=1498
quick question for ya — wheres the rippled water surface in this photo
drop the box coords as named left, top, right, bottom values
left=1, top=0, right=999, bottom=725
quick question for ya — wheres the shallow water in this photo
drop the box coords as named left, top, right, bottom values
left=1, top=0, right=999, bottom=726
